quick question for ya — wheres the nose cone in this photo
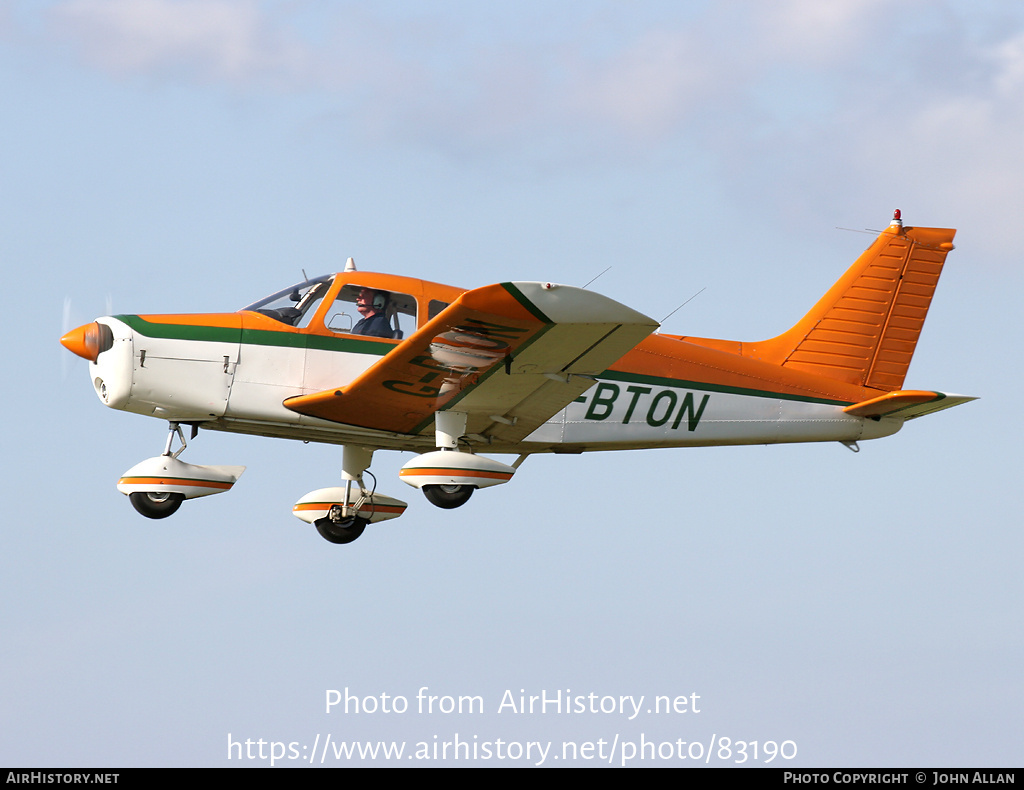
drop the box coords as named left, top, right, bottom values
left=61, top=321, right=113, bottom=362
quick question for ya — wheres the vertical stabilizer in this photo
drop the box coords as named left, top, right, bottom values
left=745, top=212, right=956, bottom=391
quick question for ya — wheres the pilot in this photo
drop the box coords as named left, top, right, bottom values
left=351, top=288, right=394, bottom=338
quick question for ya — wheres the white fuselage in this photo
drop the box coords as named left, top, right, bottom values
left=87, top=315, right=901, bottom=455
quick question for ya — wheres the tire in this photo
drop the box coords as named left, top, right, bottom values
left=129, top=491, right=184, bottom=519
left=314, top=516, right=367, bottom=544
left=422, top=484, right=474, bottom=509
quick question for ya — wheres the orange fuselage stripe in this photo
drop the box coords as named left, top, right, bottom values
left=292, top=502, right=406, bottom=513
left=399, top=468, right=513, bottom=479
left=118, top=476, right=233, bottom=490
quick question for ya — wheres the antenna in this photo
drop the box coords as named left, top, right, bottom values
left=581, top=266, right=611, bottom=289
left=660, top=287, right=706, bottom=325
left=835, top=226, right=879, bottom=236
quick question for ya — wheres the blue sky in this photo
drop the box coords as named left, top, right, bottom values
left=2, top=0, right=1020, bottom=767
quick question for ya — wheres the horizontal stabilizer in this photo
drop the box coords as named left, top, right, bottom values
left=843, top=390, right=976, bottom=420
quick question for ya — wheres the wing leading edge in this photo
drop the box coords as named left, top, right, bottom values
left=283, top=282, right=659, bottom=442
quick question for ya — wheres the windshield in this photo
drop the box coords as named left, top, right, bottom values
left=241, top=275, right=333, bottom=326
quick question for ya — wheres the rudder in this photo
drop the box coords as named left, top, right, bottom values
left=746, top=213, right=957, bottom=391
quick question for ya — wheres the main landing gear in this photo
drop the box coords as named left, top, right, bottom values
left=314, top=506, right=367, bottom=545
left=292, top=446, right=408, bottom=545
left=422, top=484, right=474, bottom=509
left=117, top=422, right=245, bottom=520
left=398, top=411, right=518, bottom=509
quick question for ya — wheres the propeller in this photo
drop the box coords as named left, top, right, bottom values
left=60, top=321, right=113, bottom=362
left=60, top=294, right=113, bottom=377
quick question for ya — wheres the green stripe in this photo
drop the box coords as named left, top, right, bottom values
left=117, top=315, right=238, bottom=343
left=410, top=361, right=850, bottom=437
left=501, top=283, right=552, bottom=323
left=117, top=314, right=851, bottom=415
left=117, top=315, right=392, bottom=355
left=599, top=369, right=854, bottom=406
left=243, top=328, right=391, bottom=354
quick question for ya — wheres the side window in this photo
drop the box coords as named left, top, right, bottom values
left=324, top=285, right=417, bottom=339
left=323, top=296, right=355, bottom=334
left=428, top=300, right=450, bottom=321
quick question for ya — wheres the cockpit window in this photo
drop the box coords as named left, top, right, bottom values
left=242, top=275, right=333, bottom=326
left=324, top=284, right=416, bottom=339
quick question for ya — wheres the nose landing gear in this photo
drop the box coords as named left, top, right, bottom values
left=117, top=422, right=245, bottom=520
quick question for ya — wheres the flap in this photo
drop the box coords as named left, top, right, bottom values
left=283, top=281, right=658, bottom=441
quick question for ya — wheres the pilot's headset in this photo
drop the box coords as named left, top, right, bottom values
left=372, top=290, right=390, bottom=312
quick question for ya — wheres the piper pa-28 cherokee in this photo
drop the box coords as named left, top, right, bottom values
left=61, top=211, right=974, bottom=545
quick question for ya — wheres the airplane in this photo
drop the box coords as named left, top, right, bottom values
left=61, top=210, right=974, bottom=545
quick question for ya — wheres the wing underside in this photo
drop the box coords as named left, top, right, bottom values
left=283, top=282, right=659, bottom=443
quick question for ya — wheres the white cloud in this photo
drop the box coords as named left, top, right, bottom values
left=752, top=0, right=892, bottom=64
left=48, top=0, right=311, bottom=85
left=990, top=29, right=1024, bottom=95
left=30, top=0, right=1024, bottom=238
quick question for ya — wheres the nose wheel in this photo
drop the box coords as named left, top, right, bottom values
left=118, top=422, right=246, bottom=520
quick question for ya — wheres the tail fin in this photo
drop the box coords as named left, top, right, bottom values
left=745, top=213, right=956, bottom=391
